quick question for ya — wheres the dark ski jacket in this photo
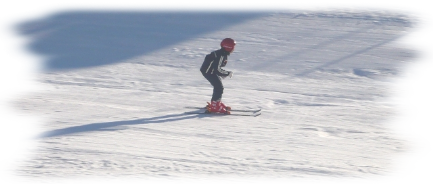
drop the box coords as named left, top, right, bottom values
left=200, top=48, right=231, bottom=77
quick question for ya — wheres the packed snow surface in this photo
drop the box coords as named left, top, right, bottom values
left=15, top=11, right=414, bottom=178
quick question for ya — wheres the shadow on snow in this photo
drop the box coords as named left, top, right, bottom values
left=17, top=11, right=265, bottom=71
left=39, top=111, right=206, bottom=138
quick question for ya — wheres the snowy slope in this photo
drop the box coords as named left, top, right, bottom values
left=14, top=11, right=414, bottom=178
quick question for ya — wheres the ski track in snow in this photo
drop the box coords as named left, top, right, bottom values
left=15, top=11, right=414, bottom=178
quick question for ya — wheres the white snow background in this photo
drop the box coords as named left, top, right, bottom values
left=1, top=1, right=432, bottom=184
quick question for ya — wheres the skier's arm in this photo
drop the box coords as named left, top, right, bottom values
left=213, top=57, right=231, bottom=77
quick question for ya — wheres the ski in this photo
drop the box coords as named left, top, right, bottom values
left=185, top=106, right=261, bottom=113
left=185, top=111, right=261, bottom=117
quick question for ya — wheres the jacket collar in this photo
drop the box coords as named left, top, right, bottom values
left=219, top=48, right=231, bottom=56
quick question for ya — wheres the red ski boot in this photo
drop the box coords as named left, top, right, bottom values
left=219, top=101, right=231, bottom=111
left=207, top=101, right=230, bottom=114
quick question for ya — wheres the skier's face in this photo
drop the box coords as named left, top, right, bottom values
left=230, top=46, right=235, bottom=53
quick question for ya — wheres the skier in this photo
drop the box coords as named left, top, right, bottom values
left=200, top=38, right=235, bottom=114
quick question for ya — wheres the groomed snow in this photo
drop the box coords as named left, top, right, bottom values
left=12, top=10, right=417, bottom=180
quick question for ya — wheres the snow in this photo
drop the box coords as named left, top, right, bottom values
left=1, top=1, right=432, bottom=184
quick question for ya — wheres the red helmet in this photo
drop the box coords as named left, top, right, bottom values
left=220, top=38, right=236, bottom=52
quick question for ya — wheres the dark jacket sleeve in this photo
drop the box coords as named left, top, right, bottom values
left=213, top=56, right=230, bottom=76
left=201, top=51, right=230, bottom=76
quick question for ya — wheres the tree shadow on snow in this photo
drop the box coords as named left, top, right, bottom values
left=16, top=11, right=265, bottom=71
left=38, top=111, right=206, bottom=138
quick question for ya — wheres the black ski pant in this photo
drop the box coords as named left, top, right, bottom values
left=202, top=73, right=224, bottom=102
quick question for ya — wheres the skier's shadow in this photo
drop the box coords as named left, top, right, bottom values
left=39, top=111, right=205, bottom=138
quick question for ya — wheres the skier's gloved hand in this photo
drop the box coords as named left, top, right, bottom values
left=228, top=71, right=233, bottom=78
left=221, top=72, right=233, bottom=79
